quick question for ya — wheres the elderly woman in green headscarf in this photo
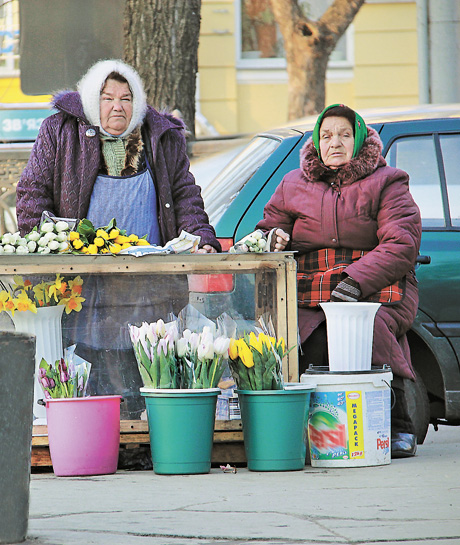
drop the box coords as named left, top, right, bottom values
left=256, top=104, right=422, bottom=458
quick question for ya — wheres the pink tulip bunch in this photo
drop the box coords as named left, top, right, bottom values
left=129, top=320, right=231, bottom=389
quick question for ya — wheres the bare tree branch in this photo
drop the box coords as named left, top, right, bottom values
left=269, top=0, right=365, bottom=119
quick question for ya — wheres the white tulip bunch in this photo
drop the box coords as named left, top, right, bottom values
left=0, top=220, right=71, bottom=255
left=129, top=319, right=231, bottom=389
left=178, top=326, right=230, bottom=389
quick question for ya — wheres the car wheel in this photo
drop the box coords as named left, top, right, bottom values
left=405, top=370, right=430, bottom=444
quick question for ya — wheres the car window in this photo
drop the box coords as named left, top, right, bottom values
left=439, top=134, right=460, bottom=227
left=385, top=135, right=445, bottom=227
left=202, top=136, right=281, bottom=226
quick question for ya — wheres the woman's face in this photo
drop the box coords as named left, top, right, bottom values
left=319, top=116, right=355, bottom=169
left=99, top=79, right=133, bottom=136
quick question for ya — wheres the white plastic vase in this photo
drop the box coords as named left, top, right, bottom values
left=10, top=305, right=64, bottom=423
left=319, top=302, right=381, bottom=372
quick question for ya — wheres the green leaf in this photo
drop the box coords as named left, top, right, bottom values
left=159, top=350, right=176, bottom=388
left=252, top=351, right=263, bottom=390
left=77, top=219, right=96, bottom=243
left=208, top=355, right=225, bottom=389
left=101, top=218, right=117, bottom=232
left=39, top=357, right=50, bottom=371
left=262, top=353, right=277, bottom=389
left=136, top=342, right=157, bottom=387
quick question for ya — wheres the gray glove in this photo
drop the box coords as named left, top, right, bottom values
left=331, top=276, right=362, bottom=302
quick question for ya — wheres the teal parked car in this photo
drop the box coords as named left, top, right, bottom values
left=196, top=104, right=460, bottom=443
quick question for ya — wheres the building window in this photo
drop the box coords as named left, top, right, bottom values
left=237, top=0, right=353, bottom=70
left=0, top=0, right=19, bottom=75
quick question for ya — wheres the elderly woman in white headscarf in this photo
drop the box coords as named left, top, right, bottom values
left=16, top=60, right=220, bottom=419
left=17, top=59, right=219, bottom=252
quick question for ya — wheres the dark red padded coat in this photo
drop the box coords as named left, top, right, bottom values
left=257, top=128, right=422, bottom=380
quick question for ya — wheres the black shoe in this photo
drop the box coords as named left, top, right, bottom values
left=391, top=432, right=417, bottom=458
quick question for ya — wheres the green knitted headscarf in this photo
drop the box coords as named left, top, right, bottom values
left=312, top=103, right=367, bottom=162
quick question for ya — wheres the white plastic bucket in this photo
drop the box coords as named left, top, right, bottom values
left=320, top=302, right=381, bottom=372
left=301, top=367, right=392, bottom=468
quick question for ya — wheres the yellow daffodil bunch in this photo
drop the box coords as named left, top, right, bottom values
left=70, top=218, right=150, bottom=255
left=228, top=331, right=287, bottom=390
left=0, top=273, right=85, bottom=316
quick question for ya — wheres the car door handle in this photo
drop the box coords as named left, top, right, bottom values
left=416, top=255, right=431, bottom=264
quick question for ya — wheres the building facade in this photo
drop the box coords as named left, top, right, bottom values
left=0, top=1, right=419, bottom=135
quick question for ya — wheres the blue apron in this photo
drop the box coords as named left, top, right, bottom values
left=86, top=167, right=161, bottom=245
left=66, top=166, right=178, bottom=417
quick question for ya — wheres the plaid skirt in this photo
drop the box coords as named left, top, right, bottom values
left=297, top=248, right=406, bottom=308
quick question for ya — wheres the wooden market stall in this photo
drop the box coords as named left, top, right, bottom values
left=0, top=252, right=298, bottom=469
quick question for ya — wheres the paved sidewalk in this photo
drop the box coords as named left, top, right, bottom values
left=22, top=425, right=460, bottom=545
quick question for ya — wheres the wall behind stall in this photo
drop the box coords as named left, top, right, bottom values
left=353, top=1, right=419, bottom=109
left=198, top=0, right=419, bottom=135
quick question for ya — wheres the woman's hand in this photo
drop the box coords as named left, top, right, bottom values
left=270, top=228, right=290, bottom=252
left=195, top=244, right=218, bottom=254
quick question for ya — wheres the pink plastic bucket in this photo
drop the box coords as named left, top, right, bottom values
left=45, top=395, right=121, bottom=476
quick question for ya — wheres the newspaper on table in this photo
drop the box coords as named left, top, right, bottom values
left=119, top=231, right=200, bottom=257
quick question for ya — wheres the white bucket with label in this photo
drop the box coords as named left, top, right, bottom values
left=320, top=302, right=381, bottom=372
left=301, top=366, right=392, bottom=468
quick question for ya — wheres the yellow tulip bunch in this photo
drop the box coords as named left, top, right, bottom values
left=70, top=218, right=150, bottom=255
left=228, top=331, right=287, bottom=390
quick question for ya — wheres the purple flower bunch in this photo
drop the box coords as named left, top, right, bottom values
left=38, top=356, right=90, bottom=399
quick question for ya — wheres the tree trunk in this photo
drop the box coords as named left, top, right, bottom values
left=270, top=0, right=365, bottom=119
left=124, top=0, right=201, bottom=138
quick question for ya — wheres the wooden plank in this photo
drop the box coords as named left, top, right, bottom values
left=32, top=442, right=247, bottom=468
left=119, top=433, right=150, bottom=444
left=211, top=443, right=246, bottom=465
left=34, top=419, right=243, bottom=437
left=286, top=258, right=299, bottom=382
left=31, top=447, right=52, bottom=467
left=213, top=431, right=243, bottom=442
left=33, top=429, right=243, bottom=447
left=0, top=252, right=295, bottom=275
left=215, top=420, right=243, bottom=431
left=120, top=420, right=149, bottom=433
left=32, top=436, right=50, bottom=447
left=32, top=424, right=48, bottom=435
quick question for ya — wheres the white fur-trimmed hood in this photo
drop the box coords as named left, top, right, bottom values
left=77, top=59, right=147, bottom=138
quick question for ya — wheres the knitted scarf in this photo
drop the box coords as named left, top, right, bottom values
left=100, top=127, right=144, bottom=177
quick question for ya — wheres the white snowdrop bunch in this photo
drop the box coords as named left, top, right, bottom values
left=229, top=229, right=267, bottom=254
left=0, top=221, right=71, bottom=255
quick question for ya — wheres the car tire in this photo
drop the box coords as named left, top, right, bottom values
left=405, top=370, right=430, bottom=444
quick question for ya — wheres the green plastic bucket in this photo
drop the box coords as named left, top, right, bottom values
left=237, top=385, right=315, bottom=472
left=140, top=388, right=220, bottom=475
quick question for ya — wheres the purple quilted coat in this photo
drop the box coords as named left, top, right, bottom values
left=16, top=91, right=220, bottom=251
left=257, top=128, right=422, bottom=380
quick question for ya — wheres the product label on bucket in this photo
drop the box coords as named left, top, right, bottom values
left=308, top=391, right=365, bottom=461
left=346, top=391, right=364, bottom=459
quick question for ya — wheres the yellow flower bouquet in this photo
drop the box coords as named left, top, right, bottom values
left=0, top=273, right=85, bottom=315
left=228, top=331, right=288, bottom=390
left=70, top=217, right=151, bottom=255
